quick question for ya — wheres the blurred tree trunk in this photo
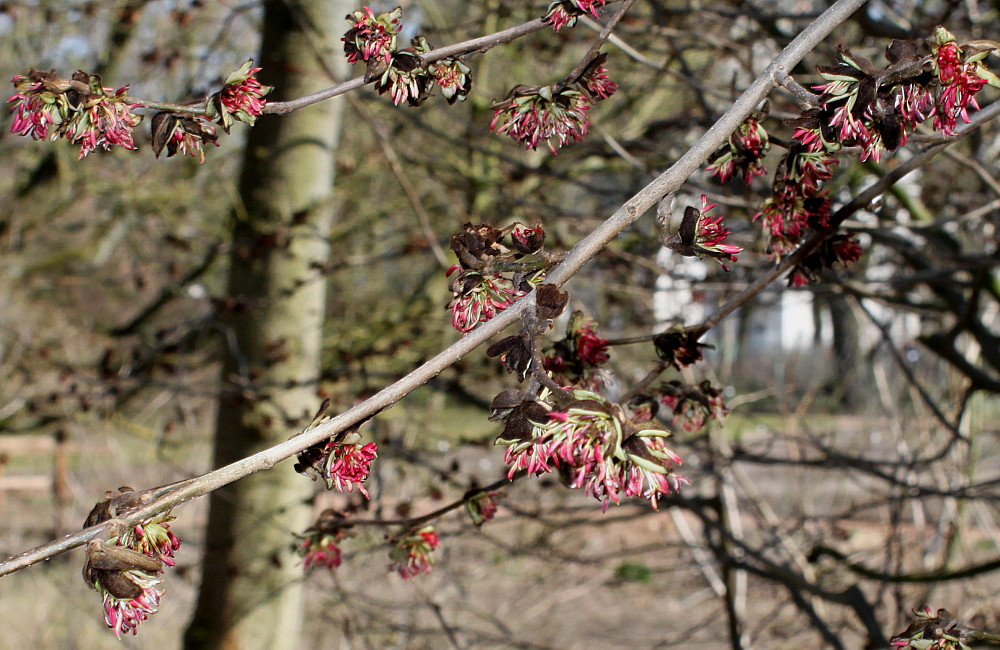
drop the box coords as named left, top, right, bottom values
left=829, top=294, right=862, bottom=409
left=184, top=1, right=348, bottom=647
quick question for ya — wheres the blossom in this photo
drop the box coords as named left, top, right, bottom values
left=543, top=0, right=606, bottom=31
left=652, top=328, right=706, bottom=370
left=207, top=59, right=272, bottom=132
left=8, top=69, right=143, bottom=159
left=692, top=195, right=742, bottom=270
left=97, top=569, right=164, bottom=638
left=575, top=53, right=617, bottom=101
left=374, top=48, right=434, bottom=107
left=295, top=433, right=377, bottom=497
left=464, top=490, right=501, bottom=527
left=706, top=115, right=770, bottom=183
left=150, top=112, right=219, bottom=163
left=388, top=526, right=440, bottom=579
left=666, top=195, right=742, bottom=271
left=930, top=31, right=989, bottom=136
left=300, top=533, right=342, bottom=570
left=296, top=510, right=348, bottom=571
left=83, top=510, right=181, bottom=638
left=8, top=73, right=62, bottom=140
left=810, top=46, right=919, bottom=162
left=621, top=435, right=689, bottom=509
left=447, top=266, right=524, bottom=334
left=543, top=311, right=610, bottom=389
left=495, top=388, right=686, bottom=511
left=429, top=58, right=472, bottom=104
left=787, top=232, right=863, bottom=287
left=490, top=85, right=590, bottom=153
left=124, top=515, right=182, bottom=567
left=659, top=380, right=728, bottom=432
left=510, top=223, right=545, bottom=254
left=343, top=6, right=401, bottom=66
left=753, top=146, right=837, bottom=257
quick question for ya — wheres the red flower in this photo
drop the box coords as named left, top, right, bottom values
left=8, top=70, right=143, bottom=159
left=429, top=58, right=472, bottom=104
left=931, top=40, right=987, bottom=135
left=576, top=53, right=618, bottom=101
left=343, top=6, right=401, bottom=66
left=543, top=311, right=610, bottom=389
left=490, top=85, right=591, bottom=153
left=326, top=441, right=378, bottom=497
left=693, top=195, right=742, bottom=270
left=208, top=60, right=272, bottom=132
left=99, top=572, right=164, bottom=638
left=388, top=526, right=440, bottom=579
left=496, top=388, right=686, bottom=511
left=465, top=490, right=502, bottom=527
left=296, top=509, right=349, bottom=572
left=706, top=115, right=770, bottom=183
left=83, top=510, right=181, bottom=638
left=542, top=0, right=607, bottom=31
left=296, top=436, right=378, bottom=497
left=446, top=266, right=525, bottom=334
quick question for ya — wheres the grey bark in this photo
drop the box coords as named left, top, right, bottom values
left=184, top=1, right=348, bottom=647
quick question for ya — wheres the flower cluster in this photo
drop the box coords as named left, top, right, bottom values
left=296, top=436, right=378, bottom=497
left=295, top=403, right=378, bottom=497
left=543, top=311, right=611, bottom=389
left=706, top=114, right=770, bottom=183
left=653, top=327, right=708, bottom=370
left=429, top=57, right=472, bottom=104
left=495, top=388, right=686, bottom=511
left=206, top=59, right=272, bottom=132
left=490, top=85, right=591, bottom=153
left=447, top=222, right=549, bottom=334
left=93, top=561, right=164, bottom=638
left=8, top=69, right=143, bottom=159
left=804, top=30, right=996, bottom=162
left=447, top=267, right=525, bottom=333
left=464, top=490, right=502, bottom=527
left=658, top=380, right=728, bottom=432
left=786, top=232, right=863, bottom=287
left=150, top=112, right=219, bottom=163
left=296, top=509, right=349, bottom=572
left=374, top=47, right=434, bottom=106
left=343, top=6, right=401, bottom=66
left=748, top=28, right=997, bottom=279
left=542, top=0, right=607, bottom=32
left=575, top=52, right=618, bottom=101
left=753, top=145, right=838, bottom=257
left=388, top=526, right=441, bottom=579
left=665, top=195, right=743, bottom=271
left=891, top=607, right=973, bottom=649
left=343, top=8, right=472, bottom=107
left=929, top=28, right=993, bottom=135
left=692, top=195, right=742, bottom=269
left=83, top=506, right=182, bottom=638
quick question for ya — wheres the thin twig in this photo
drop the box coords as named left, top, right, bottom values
left=349, top=95, right=450, bottom=268
left=264, top=18, right=554, bottom=115
left=558, top=0, right=637, bottom=88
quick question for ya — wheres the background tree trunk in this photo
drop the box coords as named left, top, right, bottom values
left=829, top=294, right=862, bottom=409
left=185, top=1, right=349, bottom=647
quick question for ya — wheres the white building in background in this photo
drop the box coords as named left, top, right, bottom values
left=653, top=246, right=921, bottom=357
